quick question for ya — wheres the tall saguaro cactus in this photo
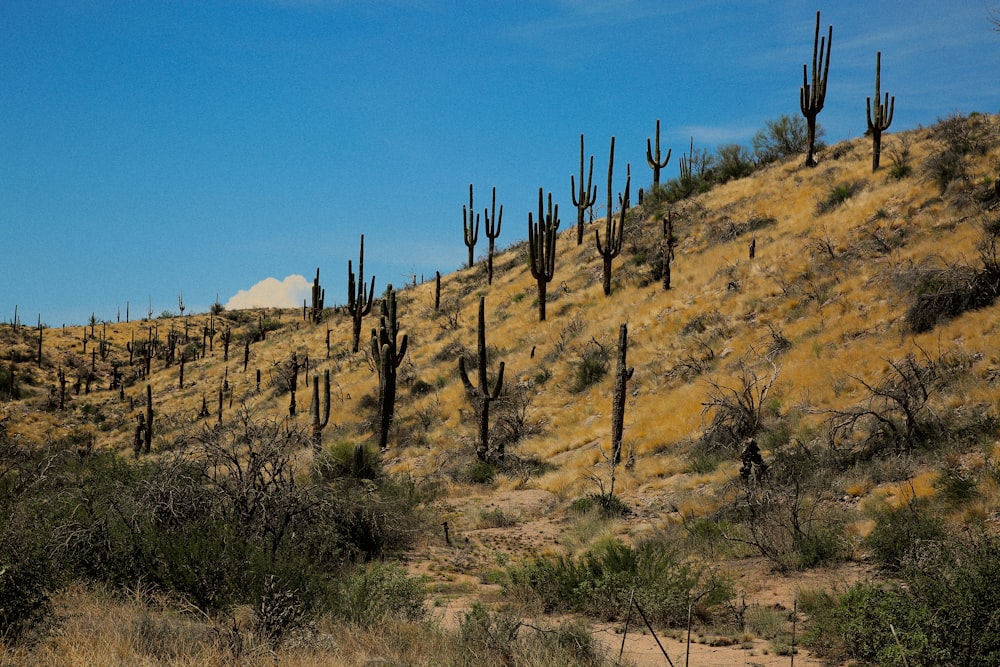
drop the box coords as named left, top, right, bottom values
left=484, top=187, right=503, bottom=285
left=800, top=10, right=832, bottom=167
left=571, top=133, right=597, bottom=246
left=463, top=183, right=480, bottom=269
left=662, top=211, right=677, bottom=291
left=866, top=51, right=895, bottom=172
left=310, top=369, right=330, bottom=452
left=348, top=234, right=375, bottom=353
left=646, top=119, right=672, bottom=189
left=459, top=297, right=505, bottom=463
left=610, top=323, right=634, bottom=491
left=528, top=188, right=560, bottom=322
left=595, top=137, right=631, bottom=297
left=310, top=267, right=325, bottom=323
left=371, top=284, right=408, bottom=450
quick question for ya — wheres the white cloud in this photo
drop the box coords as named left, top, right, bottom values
left=225, top=275, right=311, bottom=310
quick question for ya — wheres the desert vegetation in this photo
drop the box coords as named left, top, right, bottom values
left=4, top=19, right=1000, bottom=664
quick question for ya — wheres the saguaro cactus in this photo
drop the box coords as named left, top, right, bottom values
left=348, top=234, right=375, bottom=353
left=571, top=133, right=597, bottom=246
left=595, top=137, right=631, bottom=296
left=310, top=267, right=325, bottom=323
left=609, top=323, right=634, bottom=496
left=484, top=187, right=503, bottom=285
left=646, top=119, right=672, bottom=189
left=527, top=188, right=560, bottom=322
left=144, top=383, right=153, bottom=454
left=434, top=270, right=442, bottom=311
left=459, top=297, right=505, bottom=463
left=371, top=284, right=408, bottom=450
left=662, top=211, right=676, bottom=291
left=309, top=369, right=331, bottom=452
left=463, top=183, right=480, bottom=269
left=800, top=10, right=832, bottom=167
left=866, top=51, right=895, bottom=172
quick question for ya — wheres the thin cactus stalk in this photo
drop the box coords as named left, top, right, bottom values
left=866, top=51, right=895, bottom=172
left=662, top=211, right=676, bottom=290
left=144, top=383, right=153, bottom=454
left=484, top=187, right=503, bottom=285
left=595, top=136, right=631, bottom=297
left=347, top=234, right=375, bottom=353
left=310, top=369, right=331, bottom=452
left=434, top=270, right=441, bottom=311
left=571, top=133, right=597, bottom=246
left=800, top=10, right=832, bottom=167
left=371, top=284, right=408, bottom=450
left=458, top=297, right=505, bottom=463
left=646, top=119, right=672, bottom=190
left=463, top=183, right=480, bottom=269
left=288, top=351, right=299, bottom=416
left=36, top=315, right=42, bottom=366
left=527, top=188, right=560, bottom=322
left=609, top=323, right=634, bottom=495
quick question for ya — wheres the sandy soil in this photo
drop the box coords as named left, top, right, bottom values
left=403, top=488, right=866, bottom=666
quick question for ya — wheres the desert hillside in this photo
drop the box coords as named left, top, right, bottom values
left=4, top=113, right=1000, bottom=666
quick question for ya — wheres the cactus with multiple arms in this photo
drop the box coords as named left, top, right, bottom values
left=309, top=369, right=330, bottom=452
left=528, top=188, right=560, bottom=322
left=866, top=51, right=894, bottom=172
left=371, top=284, right=408, bottom=450
left=347, top=234, right=375, bottom=353
left=459, top=297, right=505, bottom=463
left=595, top=136, right=631, bottom=296
left=310, top=267, right=325, bottom=323
left=571, top=133, right=597, bottom=246
left=463, top=183, right=480, bottom=269
left=800, top=10, right=832, bottom=167
left=484, top=187, right=503, bottom=285
left=645, top=119, right=672, bottom=189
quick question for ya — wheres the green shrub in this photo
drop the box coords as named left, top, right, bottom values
left=315, top=440, right=382, bottom=481
left=570, top=493, right=629, bottom=518
left=816, top=180, right=863, bottom=214
left=808, top=582, right=924, bottom=666
left=457, top=603, right=608, bottom=666
left=571, top=343, right=610, bottom=393
left=0, top=507, right=56, bottom=642
left=330, top=562, right=425, bottom=626
left=505, top=538, right=731, bottom=627
left=714, top=143, right=756, bottom=183
left=752, top=114, right=813, bottom=165
left=808, top=531, right=1000, bottom=665
left=467, top=461, right=496, bottom=484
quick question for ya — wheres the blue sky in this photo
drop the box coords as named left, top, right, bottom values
left=3, top=1, right=999, bottom=326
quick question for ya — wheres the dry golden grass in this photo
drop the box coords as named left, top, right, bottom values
left=8, top=116, right=1000, bottom=663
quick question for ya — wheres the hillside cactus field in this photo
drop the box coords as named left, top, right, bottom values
left=4, top=112, right=1000, bottom=665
